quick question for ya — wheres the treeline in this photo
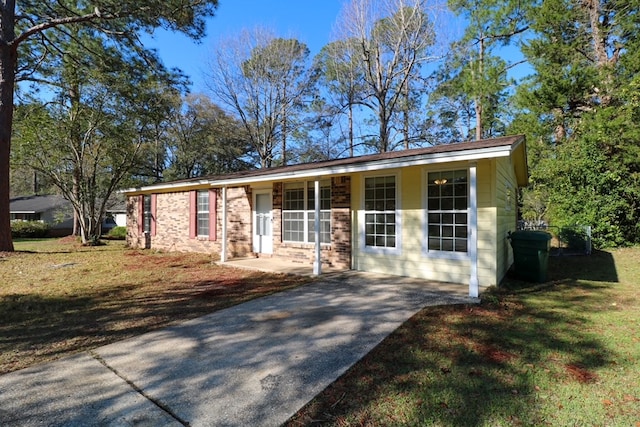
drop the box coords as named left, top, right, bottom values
left=9, top=0, right=640, bottom=247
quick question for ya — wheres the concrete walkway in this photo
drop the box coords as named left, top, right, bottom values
left=0, top=272, right=476, bottom=427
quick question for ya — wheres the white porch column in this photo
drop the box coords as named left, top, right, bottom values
left=469, top=163, right=479, bottom=297
left=221, top=186, right=228, bottom=263
left=313, top=179, right=322, bottom=275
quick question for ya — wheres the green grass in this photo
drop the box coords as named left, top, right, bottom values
left=0, top=238, right=309, bottom=374
left=285, top=248, right=640, bottom=426
left=3, top=240, right=639, bottom=425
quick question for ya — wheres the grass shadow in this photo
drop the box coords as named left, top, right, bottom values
left=285, top=250, right=637, bottom=426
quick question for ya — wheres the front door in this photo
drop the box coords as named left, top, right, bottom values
left=253, top=191, right=273, bottom=254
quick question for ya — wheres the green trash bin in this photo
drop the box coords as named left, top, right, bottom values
left=508, top=230, right=552, bottom=282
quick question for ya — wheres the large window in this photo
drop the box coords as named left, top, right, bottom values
left=197, top=190, right=210, bottom=237
left=427, top=170, right=468, bottom=252
left=364, top=175, right=396, bottom=248
left=283, top=181, right=331, bottom=244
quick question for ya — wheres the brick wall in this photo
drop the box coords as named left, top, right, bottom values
left=126, top=186, right=252, bottom=257
left=126, top=178, right=352, bottom=269
left=271, top=176, right=351, bottom=269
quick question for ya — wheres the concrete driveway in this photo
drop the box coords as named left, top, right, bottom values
left=0, top=272, right=476, bottom=426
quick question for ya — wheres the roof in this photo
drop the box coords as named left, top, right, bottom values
left=9, top=195, right=69, bottom=214
left=123, top=135, right=527, bottom=194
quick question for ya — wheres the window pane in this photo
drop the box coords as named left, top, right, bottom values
left=428, top=213, right=441, bottom=224
left=455, top=239, right=468, bottom=252
left=364, top=176, right=396, bottom=248
left=454, top=183, right=467, bottom=196
left=442, top=197, right=454, bottom=210
left=386, top=236, right=396, bottom=248
left=428, top=237, right=441, bottom=250
left=427, top=170, right=469, bottom=252
left=455, top=197, right=467, bottom=210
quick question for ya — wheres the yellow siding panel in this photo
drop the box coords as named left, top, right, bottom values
left=351, top=158, right=519, bottom=291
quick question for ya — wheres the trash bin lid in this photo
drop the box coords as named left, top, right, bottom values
left=510, top=230, right=552, bottom=241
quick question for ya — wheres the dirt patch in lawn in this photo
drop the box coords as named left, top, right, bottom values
left=0, top=239, right=309, bottom=374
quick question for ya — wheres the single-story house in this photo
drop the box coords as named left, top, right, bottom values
left=10, top=195, right=74, bottom=236
left=10, top=194, right=127, bottom=236
left=122, top=135, right=528, bottom=297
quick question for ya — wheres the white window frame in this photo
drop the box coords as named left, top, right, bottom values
left=196, top=190, right=210, bottom=238
left=282, top=180, right=331, bottom=244
left=423, top=168, right=470, bottom=260
left=360, top=173, right=401, bottom=255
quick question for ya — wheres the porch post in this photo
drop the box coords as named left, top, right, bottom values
left=221, top=186, right=228, bottom=263
left=469, top=163, right=479, bottom=297
left=313, top=179, right=322, bottom=275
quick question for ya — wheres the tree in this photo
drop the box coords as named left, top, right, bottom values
left=164, top=94, right=253, bottom=180
left=312, top=38, right=367, bottom=157
left=12, top=37, right=179, bottom=244
left=512, top=0, right=640, bottom=246
left=0, top=1, right=219, bottom=251
left=207, top=28, right=311, bottom=168
left=441, top=0, right=528, bottom=140
left=333, top=0, right=439, bottom=153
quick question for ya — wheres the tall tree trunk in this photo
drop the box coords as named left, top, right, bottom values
left=403, top=80, right=410, bottom=150
left=348, top=102, right=354, bottom=157
left=0, top=2, right=17, bottom=252
left=474, top=37, right=485, bottom=141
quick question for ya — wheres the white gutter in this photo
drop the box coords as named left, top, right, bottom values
left=120, top=144, right=515, bottom=194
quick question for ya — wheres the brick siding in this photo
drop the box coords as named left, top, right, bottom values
left=271, top=176, right=351, bottom=269
left=126, top=177, right=352, bottom=269
left=126, top=186, right=252, bottom=257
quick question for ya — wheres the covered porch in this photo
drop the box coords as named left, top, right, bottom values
left=217, top=257, right=473, bottom=299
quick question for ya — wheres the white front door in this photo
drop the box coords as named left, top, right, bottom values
left=253, top=191, right=273, bottom=254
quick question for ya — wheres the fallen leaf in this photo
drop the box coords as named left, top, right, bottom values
left=602, top=399, right=614, bottom=406
left=624, top=394, right=640, bottom=402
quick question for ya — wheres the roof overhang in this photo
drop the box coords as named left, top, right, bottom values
left=121, top=135, right=528, bottom=194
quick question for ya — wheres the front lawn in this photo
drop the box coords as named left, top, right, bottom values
left=285, top=248, right=640, bottom=426
left=0, top=238, right=308, bottom=374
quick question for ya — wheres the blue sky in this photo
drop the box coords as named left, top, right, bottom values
left=144, top=0, right=346, bottom=93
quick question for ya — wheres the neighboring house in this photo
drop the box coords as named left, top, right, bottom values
left=10, top=194, right=127, bottom=236
left=122, top=135, right=528, bottom=297
left=10, top=195, right=74, bottom=236
left=106, top=200, right=127, bottom=228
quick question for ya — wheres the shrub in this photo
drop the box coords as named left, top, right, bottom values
left=105, top=226, right=126, bottom=240
left=11, top=221, right=50, bottom=238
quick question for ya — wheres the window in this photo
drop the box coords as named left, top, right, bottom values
left=282, top=181, right=331, bottom=244
left=427, top=170, right=468, bottom=252
left=143, top=195, right=152, bottom=233
left=197, top=190, right=209, bottom=237
left=364, top=176, right=396, bottom=248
